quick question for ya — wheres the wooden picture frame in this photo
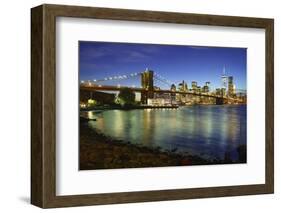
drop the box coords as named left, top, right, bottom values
left=31, top=4, right=274, bottom=208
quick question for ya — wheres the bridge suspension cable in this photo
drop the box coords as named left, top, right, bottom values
left=81, top=71, right=142, bottom=84
left=153, top=73, right=174, bottom=87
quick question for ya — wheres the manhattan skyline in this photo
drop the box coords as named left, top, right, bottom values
left=79, top=41, right=247, bottom=90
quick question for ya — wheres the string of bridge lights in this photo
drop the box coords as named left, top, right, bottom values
left=80, top=70, right=176, bottom=88
left=80, top=72, right=141, bottom=84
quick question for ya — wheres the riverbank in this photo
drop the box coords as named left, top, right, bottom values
left=79, top=119, right=245, bottom=170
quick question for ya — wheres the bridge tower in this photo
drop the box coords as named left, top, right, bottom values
left=141, top=68, right=154, bottom=104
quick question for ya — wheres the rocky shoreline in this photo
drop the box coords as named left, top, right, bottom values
left=79, top=120, right=245, bottom=170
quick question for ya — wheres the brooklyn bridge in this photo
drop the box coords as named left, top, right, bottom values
left=80, top=69, right=246, bottom=105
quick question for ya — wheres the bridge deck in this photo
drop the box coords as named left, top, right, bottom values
left=80, top=85, right=242, bottom=101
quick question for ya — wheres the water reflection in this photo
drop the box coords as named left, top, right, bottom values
left=84, top=105, right=246, bottom=161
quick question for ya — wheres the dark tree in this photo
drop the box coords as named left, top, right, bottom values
left=117, top=87, right=136, bottom=105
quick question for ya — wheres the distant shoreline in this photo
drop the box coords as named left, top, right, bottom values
left=80, top=103, right=246, bottom=112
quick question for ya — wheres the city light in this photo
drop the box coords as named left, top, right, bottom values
left=81, top=68, right=246, bottom=106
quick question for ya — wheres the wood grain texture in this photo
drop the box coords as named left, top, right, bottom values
left=265, top=20, right=274, bottom=193
left=31, top=4, right=274, bottom=208
left=31, top=5, right=43, bottom=207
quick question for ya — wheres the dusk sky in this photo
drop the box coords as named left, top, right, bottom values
left=79, top=41, right=247, bottom=90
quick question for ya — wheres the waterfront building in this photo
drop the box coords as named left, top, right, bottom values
left=148, top=93, right=174, bottom=106
left=153, top=86, right=160, bottom=91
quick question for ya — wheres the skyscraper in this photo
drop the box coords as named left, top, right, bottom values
left=228, top=76, right=235, bottom=97
left=178, top=80, right=188, bottom=92
left=203, top=82, right=210, bottom=93
left=221, top=66, right=228, bottom=91
left=192, top=81, right=197, bottom=92
left=221, top=66, right=228, bottom=96
left=170, top=84, right=176, bottom=91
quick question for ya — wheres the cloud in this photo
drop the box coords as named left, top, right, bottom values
left=79, top=42, right=162, bottom=64
left=80, top=46, right=114, bottom=60
left=140, top=45, right=161, bottom=54
left=118, top=50, right=149, bottom=62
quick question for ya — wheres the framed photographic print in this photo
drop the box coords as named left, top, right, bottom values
left=31, top=4, right=274, bottom=208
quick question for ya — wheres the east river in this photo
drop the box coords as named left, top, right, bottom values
left=82, top=105, right=246, bottom=161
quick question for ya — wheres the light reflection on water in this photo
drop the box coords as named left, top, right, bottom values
left=82, top=105, right=246, bottom=161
